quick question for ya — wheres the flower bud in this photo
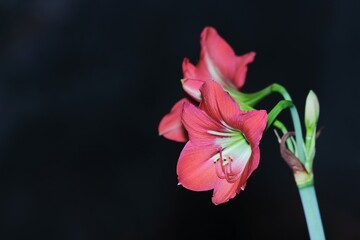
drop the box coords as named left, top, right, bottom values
left=305, top=90, right=320, bottom=131
left=304, top=90, right=320, bottom=168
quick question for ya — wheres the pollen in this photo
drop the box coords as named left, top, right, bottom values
left=212, top=147, right=232, bottom=166
left=222, top=157, right=229, bottom=166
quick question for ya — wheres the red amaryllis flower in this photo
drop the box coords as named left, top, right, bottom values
left=159, top=26, right=255, bottom=142
left=177, top=81, right=267, bottom=205
left=182, top=26, right=255, bottom=101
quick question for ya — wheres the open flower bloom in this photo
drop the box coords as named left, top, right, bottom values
left=177, top=81, right=267, bottom=205
left=159, top=26, right=255, bottom=142
left=182, top=27, right=255, bottom=101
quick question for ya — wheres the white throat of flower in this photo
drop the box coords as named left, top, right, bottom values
left=208, top=127, right=252, bottom=183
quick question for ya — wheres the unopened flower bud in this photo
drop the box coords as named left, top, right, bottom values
left=304, top=90, right=320, bottom=168
left=305, top=90, right=320, bottom=132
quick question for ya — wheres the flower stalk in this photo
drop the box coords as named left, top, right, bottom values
left=299, top=186, right=326, bottom=240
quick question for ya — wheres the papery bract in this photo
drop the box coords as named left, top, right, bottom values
left=159, top=26, right=255, bottom=142
left=177, top=81, right=267, bottom=205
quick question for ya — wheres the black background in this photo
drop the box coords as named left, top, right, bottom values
left=0, top=0, right=359, bottom=239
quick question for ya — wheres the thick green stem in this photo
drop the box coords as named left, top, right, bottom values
left=298, top=185, right=326, bottom=240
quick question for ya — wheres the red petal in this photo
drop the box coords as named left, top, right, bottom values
left=247, top=146, right=261, bottom=177
left=201, top=26, right=255, bottom=89
left=182, top=58, right=209, bottom=101
left=177, top=142, right=218, bottom=191
left=182, top=102, right=225, bottom=143
left=158, top=98, right=189, bottom=142
left=182, top=58, right=197, bottom=78
left=183, top=56, right=212, bottom=81
left=229, top=110, right=268, bottom=145
left=211, top=178, right=242, bottom=205
left=234, top=51, right=256, bottom=89
left=181, top=78, right=204, bottom=102
left=199, top=81, right=241, bottom=123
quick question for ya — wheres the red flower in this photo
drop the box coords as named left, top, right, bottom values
left=182, top=27, right=255, bottom=101
left=177, top=81, right=267, bottom=205
left=159, top=26, right=255, bottom=142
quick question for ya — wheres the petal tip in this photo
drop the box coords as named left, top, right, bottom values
left=246, top=51, right=256, bottom=62
left=202, top=26, right=217, bottom=35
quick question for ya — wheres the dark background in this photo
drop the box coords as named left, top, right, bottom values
left=0, top=0, right=359, bottom=239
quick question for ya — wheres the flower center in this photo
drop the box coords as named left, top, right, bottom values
left=214, top=148, right=241, bottom=183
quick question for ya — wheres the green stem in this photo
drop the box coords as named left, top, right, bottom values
left=271, top=83, right=306, bottom=163
left=298, top=185, right=326, bottom=240
left=266, top=100, right=293, bottom=130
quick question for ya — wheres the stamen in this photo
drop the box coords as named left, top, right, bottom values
left=226, top=160, right=233, bottom=174
left=215, top=160, right=225, bottom=179
left=214, top=147, right=241, bottom=183
left=219, top=147, right=223, bottom=161
left=225, top=164, right=240, bottom=183
left=222, top=158, right=228, bottom=166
